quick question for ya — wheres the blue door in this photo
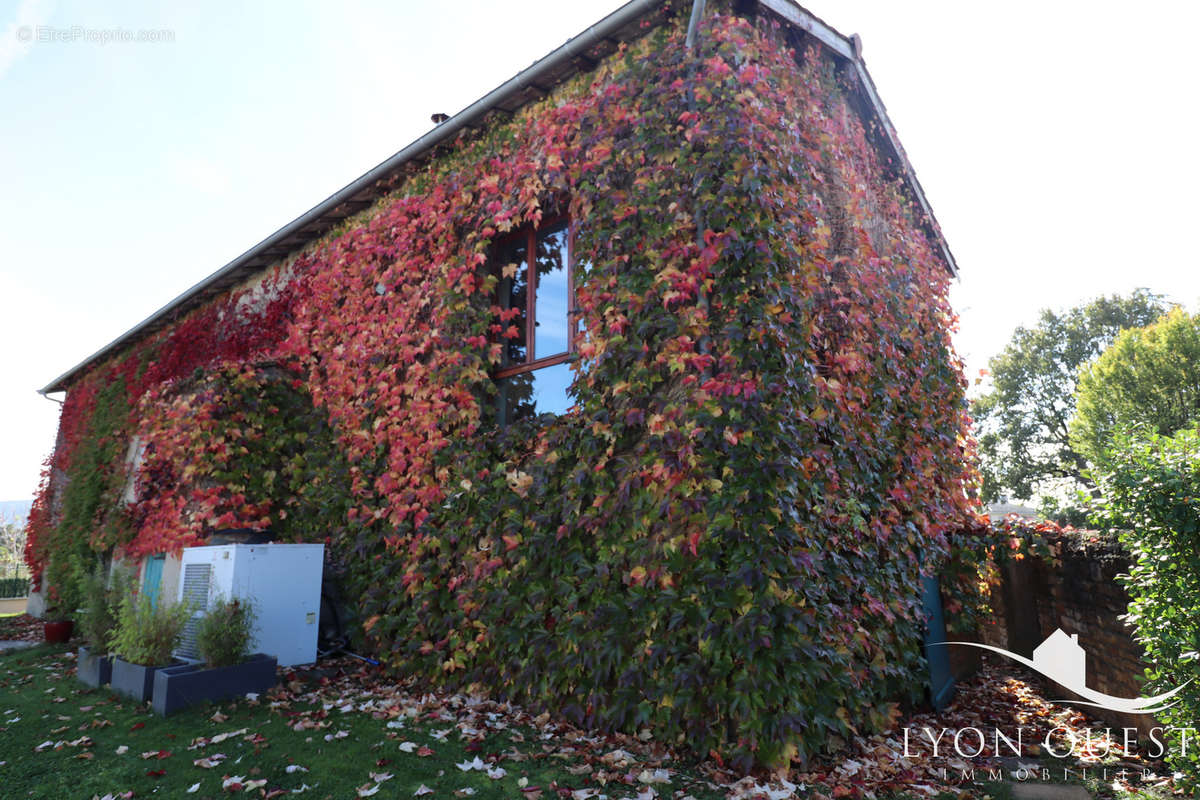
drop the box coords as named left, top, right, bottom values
left=143, top=554, right=165, bottom=608
left=922, top=573, right=955, bottom=711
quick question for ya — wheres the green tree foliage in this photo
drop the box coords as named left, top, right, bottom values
left=1098, top=427, right=1200, bottom=786
left=971, top=289, right=1167, bottom=502
left=1071, top=308, right=1200, bottom=468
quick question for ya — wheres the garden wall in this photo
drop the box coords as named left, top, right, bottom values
left=981, top=530, right=1154, bottom=737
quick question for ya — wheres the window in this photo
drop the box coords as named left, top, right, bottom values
left=493, top=217, right=577, bottom=426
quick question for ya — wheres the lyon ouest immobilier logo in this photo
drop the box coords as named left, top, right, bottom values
left=950, top=629, right=1188, bottom=715
left=902, top=629, right=1194, bottom=785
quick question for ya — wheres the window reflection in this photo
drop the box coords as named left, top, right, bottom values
left=496, top=362, right=573, bottom=427
left=535, top=221, right=569, bottom=359
left=497, top=236, right=528, bottom=366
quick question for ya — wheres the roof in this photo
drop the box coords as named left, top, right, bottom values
left=41, top=0, right=957, bottom=395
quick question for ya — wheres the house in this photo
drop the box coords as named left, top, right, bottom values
left=26, top=0, right=972, bottom=767
left=1033, top=628, right=1087, bottom=690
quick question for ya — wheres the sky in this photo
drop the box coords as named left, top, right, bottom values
left=1, top=0, right=1198, bottom=502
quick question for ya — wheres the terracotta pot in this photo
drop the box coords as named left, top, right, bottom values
left=44, top=620, right=74, bottom=643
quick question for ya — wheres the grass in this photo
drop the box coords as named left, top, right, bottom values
left=0, top=643, right=728, bottom=800
left=3, top=641, right=1173, bottom=799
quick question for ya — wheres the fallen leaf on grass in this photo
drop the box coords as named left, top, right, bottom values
left=357, top=785, right=380, bottom=797
left=285, top=764, right=309, bottom=773
left=187, top=783, right=200, bottom=793
left=197, top=728, right=249, bottom=749
left=486, top=766, right=506, bottom=779
left=398, top=741, right=418, bottom=753
left=637, top=768, right=670, bottom=784
left=115, top=745, right=129, bottom=755
left=414, top=785, right=434, bottom=796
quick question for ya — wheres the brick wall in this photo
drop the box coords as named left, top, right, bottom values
left=978, top=530, right=1155, bottom=737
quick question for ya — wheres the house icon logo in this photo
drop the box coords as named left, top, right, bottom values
left=1031, top=629, right=1085, bottom=692
left=941, top=628, right=1190, bottom=715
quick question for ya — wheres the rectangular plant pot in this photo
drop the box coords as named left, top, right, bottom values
left=110, top=657, right=185, bottom=703
left=77, top=645, right=113, bottom=688
left=152, top=653, right=278, bottom=716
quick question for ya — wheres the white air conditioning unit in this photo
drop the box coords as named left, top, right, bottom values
left=176, top=543, right=324, bottom=667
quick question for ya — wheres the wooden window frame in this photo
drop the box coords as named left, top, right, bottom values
left=492, top=214, right=578, bottom=380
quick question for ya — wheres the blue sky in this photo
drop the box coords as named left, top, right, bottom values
left=2, top=0, right=1198, bottom=501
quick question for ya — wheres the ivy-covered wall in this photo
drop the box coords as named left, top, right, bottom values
left=28, top=7, right=973, bottom=769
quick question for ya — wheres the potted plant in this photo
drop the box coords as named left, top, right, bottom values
left=108, top=589, right=190, bottom=702
left=76, top=564, right=129, bottom=688
left=42, top=581, right=80, bottom=644
left=152, top=595, right=277, bottom=716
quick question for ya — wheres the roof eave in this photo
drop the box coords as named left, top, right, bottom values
left=41, top=0, right=956, bottom=395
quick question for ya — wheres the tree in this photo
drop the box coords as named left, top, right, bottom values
left=0, top=521, right=26, bottom=578
left=972, top=289, right=1168, bottom=503
left=1071, top=308, right=1200, bottom=467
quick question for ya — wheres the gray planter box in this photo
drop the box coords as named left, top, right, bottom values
left=152, top=653, right=277, bottom=716
left=110, top=657, right=184, bottom=703
left=77, top=645, right=112, bottom=688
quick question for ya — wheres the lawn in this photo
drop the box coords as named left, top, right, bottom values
left=0, top=642, right=734, bottom=800
left=0, top=635, right=1176, bottom=799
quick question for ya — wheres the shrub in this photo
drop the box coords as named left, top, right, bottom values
left=41, top=572, right=82, bottom=622
left=196, top=596, right=256, bottom=668
left=1098, top=425, right=1200, bottom=786
left=108, top=590, right=190, bottom=667
left=77, top=564, right=131, bottom=652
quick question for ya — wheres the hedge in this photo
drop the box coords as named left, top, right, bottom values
left=0, top=577, right=29, bottom=599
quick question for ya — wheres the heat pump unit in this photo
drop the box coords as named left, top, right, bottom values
left=176, top=543, right=324, bottom=667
